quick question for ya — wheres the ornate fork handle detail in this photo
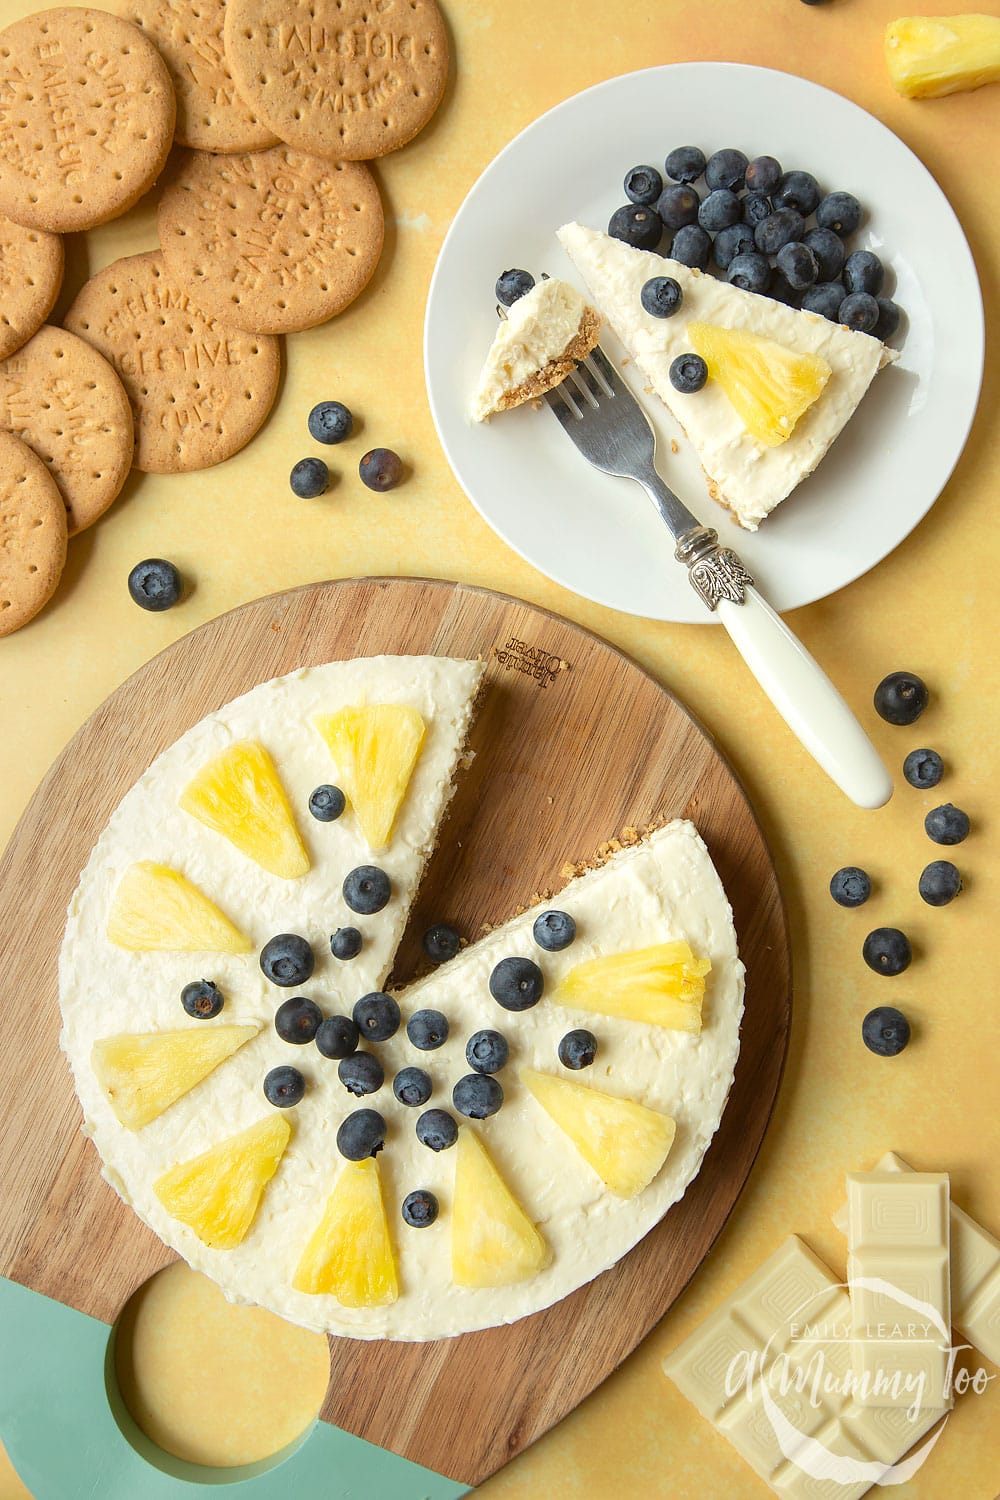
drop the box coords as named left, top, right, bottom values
left=674, top=526, right=755, bottom=611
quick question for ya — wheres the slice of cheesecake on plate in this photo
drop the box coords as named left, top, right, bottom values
left=471, top=275, right=601, bottom=421
left=557, top=222, right=897, bottom=531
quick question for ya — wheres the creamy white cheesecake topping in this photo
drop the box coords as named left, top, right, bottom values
left=471, top=276, right=594, bottom=421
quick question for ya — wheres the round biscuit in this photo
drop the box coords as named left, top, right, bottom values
left=0, top=428, right=67, bottom=636
left=64, top=252, right=281, bottom=475
left=0, top=326, right=134, bottom=536
left=0, top=215, right=63, bottom=360
left=157, top=146, right=383, bottom=335
left=0, top=7, right=176, bottom=234
left=223, top=0, right=448, bottom=161
left=116, top=0, right=279, bottom=154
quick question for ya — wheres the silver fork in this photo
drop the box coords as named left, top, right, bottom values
left=543, top=344, right=892, bottom=809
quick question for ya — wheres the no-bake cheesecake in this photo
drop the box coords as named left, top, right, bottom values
left=471, top=276, right=601, bottom=421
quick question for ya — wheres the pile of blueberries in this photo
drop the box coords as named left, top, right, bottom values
left=829, top=671, right=970, bottom=1059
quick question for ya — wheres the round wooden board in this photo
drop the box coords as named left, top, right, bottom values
left=0, top=577, right=791, bottom=1487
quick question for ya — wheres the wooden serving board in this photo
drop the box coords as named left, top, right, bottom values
left=0, top=577, right=791, bottom=1488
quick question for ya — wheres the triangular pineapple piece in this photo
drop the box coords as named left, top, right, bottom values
left=292, top=1157, right=398, bottom=1305
left=522, top=1069, right=676, bottom=1198
left=179, top=741, right=309, bottom=879
left=92, top=1025, right=260, bottom=1130
left=107, top=862, right=252, bottom=953
left=554, top=940, right=710, bottom=1033
left=154, top=1114, right=291, bottom=1250
left=313, top=705, right=425, bottom=851
left=452, top=1127, right=548, bottom=1288
left=885, top=14, right=1000, bottom=99
left=687, top=322, right=831, bottom=448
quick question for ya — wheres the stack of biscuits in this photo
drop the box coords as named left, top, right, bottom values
left=0, top=0, right=449, bottom=633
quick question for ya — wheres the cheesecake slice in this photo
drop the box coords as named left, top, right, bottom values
left=558, top=222, right=897, bottom=530
left=471, top=276, right=600, bottom=421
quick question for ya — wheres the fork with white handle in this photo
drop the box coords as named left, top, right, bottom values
left=542, top=343, right=893, bottom=809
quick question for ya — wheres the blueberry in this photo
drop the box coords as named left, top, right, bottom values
left=903, top=749, right=944, bottom=789
left=767, top=270, right=799, bottom=307
left=558, top=1029, right=598, bottom=1070
left=307, top=400, right=352, bottom=445
left=640, top=276, right=683, bottom=318
left=713, top=223, right=755, bottom=271
left=754, top=207, right=805, bottom=255
left=128, top=558, right=182, bottom=612
left=359, top=447, right=403, bottom=492
left=337, top=1108, right=386, bottom=1160
left=669, top=224, right=712, bottom=270
left=406, top=1009, right=449, bottom=1050
left=776, top=241, right=819, bottom=291
left=874, top=671, right=928, bottom=726
left=664, top=145, right=706, bottom=183
left=839, top=292, right=879, bottom=333
left=401, top=1188, right=438, bottom=1227
left=290, top=457, right=328, bottom=498
left=274, top=996, right=323, bottom=1044
left=343, top=864, right=391, bottom=914
left=745, top=155, right=782, bottom=194
left=489, top=956, right=544, bottom=1011
left=669, top=353, right=708, bottom=394
left=393, top=1066, right=432, bottom=1107
left=862, top=927, right=912, bottom=976
left=843, top=250, right=884, bottom=295
left=698, top=189, right=742, bottom=233
left=415, top=1107, right=458, bottom=1152
left=260, top=933, right=314, bottom=987
left=263, top=1065, right=305, bottom=1107
left=800, top=282, right=846, bottom=321
left=705, top=148, right=748, bottom=192
left=803, top=227, right=846, bottom=282
left=422, top=923, right=461, bottom=962
left=919, top=860, right=963, bottom=906
left=624, top=164, right=663, bottom=206
left=829, top=866, right=872, bottom=907
left=495, top=268, right=534, bottom=306
left=533, top=909, right=576, bottom=952
left=338, top=1051, right=384, bottom=1097
left=453, top=1073, right=503, bottom=1119
left=353, top=992, right=400, bottom=1041
left=466, top=1029, right=509, bottom=1074
left=308, top=784, right=345, bottom=822
left=655, top=184, right=699, bottom=231
left=874, top=297, right=901, bottom=341
left=741, top=191, right=773, bottom=228
left=181, top=979, right=224, bottom=1019
left=862, top=1007, right=910, bottom=1057
left=815, top=191, right=861, bottom=236
left=924, top=803, right=970, bottom=845
left=727, top=252, right=771, bottom=295
left=315, top=1014, right=359, bottom=1059
left=607, top=204, right=661, bottom=251
left=774, top=170, right=821, bottom=216
left=330, top=926, right=362, bottom=960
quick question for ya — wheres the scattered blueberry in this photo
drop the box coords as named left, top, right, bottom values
left=489, top=956, right=544, bottom=1011
left=669, top=353, right=709, bottom=394
left=713, top=223, right=755, bottom=270
left=466, top=1029, right=509, bottom=1074
left=829, top=866, right=872, bottom=908
left=741, top=191, right=773, bottom=228
left=839, top=292, right=879, bottom=334
left=800, top=282, right=847, bottom=321
left=415, top=1108, right=458, bottom=1152
left=315, top=1014, right=359, bottom=1060
left=337, top=1108, right=386, bottom=1160
left=698, top=188, right=742, bottom=233
left=353, top=992, right=400, bottom=1041
left=862, top=927, right=912, bottom=976
left=705, top=147, right=748, bottom=192
left=754, top=206, right=805, bottom=256
left=727, top=252, right=771, bottom=295
left=558, top=1029, right=598, bottom=1070
left=308, top=784, right=345, bottom=822
left=624, top=164, right=663, bottom=206
left=393, top=1066, right=433, bottom=1107
left=608, top=203, right=661, bottom=251
left=343, top=864, right=391, bottom=914
left=406, top=1009, right=450, bottom=1050
left=260, top=933, right=314, bottom=987
left=664, top=145, right=706, bottom=183
left=776, top=241, right=819, bottom=291
left=401, top=1189, right=438, bottom=1227
left=128, top=558, right=182, bottom=612
left=330, top=926, right=362, bottom=960
left=290, top=457, right=329, bottom=499
left=745, top=155, right=782, bottom=195
left=815, top=191, right=861, bottom=235
left=495, top=268, right=534, bottom=306
left=359, top=448, right=403, bottom=492
left=181, top=979, right=224, bottom=1019
left=338, top=1051, right=384, bottom=1097
left=874, top=672, right=928, bottom=726
left=422, top=923, right=461, bottom=962
left=903, top=748, right=944, bottom=789
left=843, top=250, right=884, bottom=296
left=873, top=297, right=901, bottom=341
left=925, top=803, right=970, bottom=845
left=308, top=400, right=353, bottom=445
left=274, top=996, right=323, bottom=1044
left=655, top=184, right=699, bottom=231
left=263, top=1065, right=305, bottom=1107
left=670, top=224, right=712, bottom=270
left=640, top=275, right=683, bottom=318
left=533, top=909, right=577, bottom=952
left=862, top=1006, right=910, bottom=1057
left=774, top=170, right=821, bottom=216
left=803, top=227, right=846, bottom=282
left=919, top=860, right=963, bottom=906
left=453, top=1073, right=504, bottom=1119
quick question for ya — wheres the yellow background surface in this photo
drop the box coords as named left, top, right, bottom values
left=1, top=0, right=998, bottom=1495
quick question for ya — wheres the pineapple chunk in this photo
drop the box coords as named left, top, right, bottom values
left=687, top=323, right=831, bottom=448
left=554, top=941, right=711, bottom=1033
left=154, top=1114, right=291, bottom=1250
left=107, top=862, right=252, bottom=953
left=452, top=1127, right=548, bottom=1288
left=885, top=15, right=1000, bottom=97
left=93, top=1025, right=259, bottom=1129
left=292, top=1157, right=398, bottom=1305
left=522, top=1069, right=676, bottom=1198
left=313, top=705, right=425, bottom=851
left=179, top=742, right=309, bottom=879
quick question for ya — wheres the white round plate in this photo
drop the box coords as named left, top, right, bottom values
left=424, top=63, right=984, bottom=624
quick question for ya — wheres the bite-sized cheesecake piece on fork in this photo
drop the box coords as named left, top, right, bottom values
left=471, top=276, right=601, bottom=421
